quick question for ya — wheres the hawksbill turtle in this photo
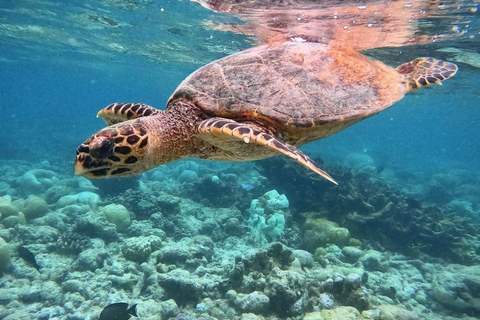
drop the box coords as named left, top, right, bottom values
left=74, top=41, right=457, bottom=184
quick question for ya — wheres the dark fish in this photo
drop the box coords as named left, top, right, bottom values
left=99, top=303, right=138, bottom=320
left=17, top=246, right=40, bottom=271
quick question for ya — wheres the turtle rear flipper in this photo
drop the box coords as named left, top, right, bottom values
left=97, top=103, right=161, bottom=125
left=198, top=118, right=338, bottom=185
left=396, top=57, right=458, bottom=91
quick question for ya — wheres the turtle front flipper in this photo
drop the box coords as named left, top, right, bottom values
left=198, top=118, right=338, bottom=185
left=396, top=57, right=458, bottom=91
left=97, top=103, right=161, bottom=125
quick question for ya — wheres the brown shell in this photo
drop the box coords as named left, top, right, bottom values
left=168, top=42, right=406, bottom=144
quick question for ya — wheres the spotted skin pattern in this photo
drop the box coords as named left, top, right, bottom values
left=396, top=57, right=458, bottom=91
left=97, top=103, right=161, bottom=125
left=75, top=120, right=149, bottom=177
left=198, top=117, right=338, bottom=184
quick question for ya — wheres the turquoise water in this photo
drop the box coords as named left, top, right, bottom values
left=1, top=0, right=480, bottom=319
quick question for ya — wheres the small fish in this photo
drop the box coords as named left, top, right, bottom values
left=17, top=246, right=40, bottom=271
left=241, top=183, right=254, bottom=191
left=99, top=303, right=138, bottom=320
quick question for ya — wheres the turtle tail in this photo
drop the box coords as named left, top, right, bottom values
left=396, top=57, right=458, bottom=91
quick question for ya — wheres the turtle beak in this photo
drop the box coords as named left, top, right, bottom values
left=74, top=158, right=108, bottom=178
left=74, top=135, right=116, bottom=178
left=74, top=153, right=112, bottom=178
left=73, top=158, right=85, bottom=176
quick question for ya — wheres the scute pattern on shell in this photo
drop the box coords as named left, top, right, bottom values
left=168, top=42, right=405, bottom=143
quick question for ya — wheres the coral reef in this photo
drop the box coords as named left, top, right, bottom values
left=101, top=204, right=131, bottom=232
left=53, top=232, right=92, bottom=255
left=248, top=190, right=288, bottom=245
left=0, top=158, right=479, bottom=319
left=22, top=196, right=49, bottom=220
left=257, top=156, right=480, bottom=264
left=433, top=264, right=480, bottom=313
left=303, top=217, right=351, bottom=251
left=0, top=237, right=11, bottom=272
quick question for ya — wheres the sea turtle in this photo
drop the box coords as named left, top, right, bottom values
left=74, top=41, right=457, bottom=184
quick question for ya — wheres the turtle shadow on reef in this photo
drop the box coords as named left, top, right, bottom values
left=90, top=176, right=139, bottom=198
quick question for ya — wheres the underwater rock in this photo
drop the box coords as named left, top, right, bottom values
left=345, top=273, right=363, bottom=291
left=307, top=264, right=370, bottom=312
left=319, top=292, right=335, bottom=309
left=0, top=237, right=11, bottom=271
left=159, top=299, right=179, bottom=319
left=73, top=211, right=118, bottom=242
left=107, top=190, right=180, bottom=220
left=74, top=248, right=109, bottom=271
left=56, top=191, right=100, bottom=209
left=310, top=306, right=363, bottom=320
left=344, top=153, right=376, bottom=172
left=195, top=206, right=245, bottom=241
left=156, top=235, right=214, bottom=270
left=122, top=235, right=162, bottom=263
left=22, top=195, right=49, bottom=220
left=125, top=220, right=166, bottom=239
left=342, top=246, right=365, bottom=264
left=292, top=249, right=314, bottom=268
left=16, top=169, right=56, bottom=194
left=2, top=214, right=26, bottom=228
left=15, top=224, right=59, bottom=244
left=240, top=313, right=265, bottom=320
left=17, top=279, right=62, bottom=305
left=432, top=264, right=480, bottom=314
left=44, top=185, right=73, bottom=205
left=0, top=197, right=24, bottom=227
left=236, top=243, right=294, bottom=276
left=233, top=291, right=270, bottom=314
left=359, top=250, right=390, bottom=272
left=179, top=169, right=198, bottom=182
left=0, top=197, right=19, bottom=219
left=224, top=217, right=244, bottom=237
left=158, top=269, right=204, bottom=304
left=101, top=204, right=131, bottom=232
left=264, top=266, right=307, bottom=316
left=362, top=304, right=419, bottom=320
left=303, top=218, right=351, bottom=251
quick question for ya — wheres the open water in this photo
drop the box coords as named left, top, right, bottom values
left=0, top=1, right=479, bottom=319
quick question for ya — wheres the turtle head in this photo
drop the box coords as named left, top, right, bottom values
left=74, top=121, right=150, bottom=178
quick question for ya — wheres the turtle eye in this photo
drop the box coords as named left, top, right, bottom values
left=90, top=136, right=114, bottom=159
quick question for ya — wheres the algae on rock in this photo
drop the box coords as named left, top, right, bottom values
left=100, top=204, right=131, bottom=232
left=303, top=217, right=351, bottom=251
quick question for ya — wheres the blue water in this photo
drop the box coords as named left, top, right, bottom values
left=1, top=3, right=478, bottom=173
left=3, top=48, right=479, bottom=172
left=1, top=0, right=480, bottom=319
